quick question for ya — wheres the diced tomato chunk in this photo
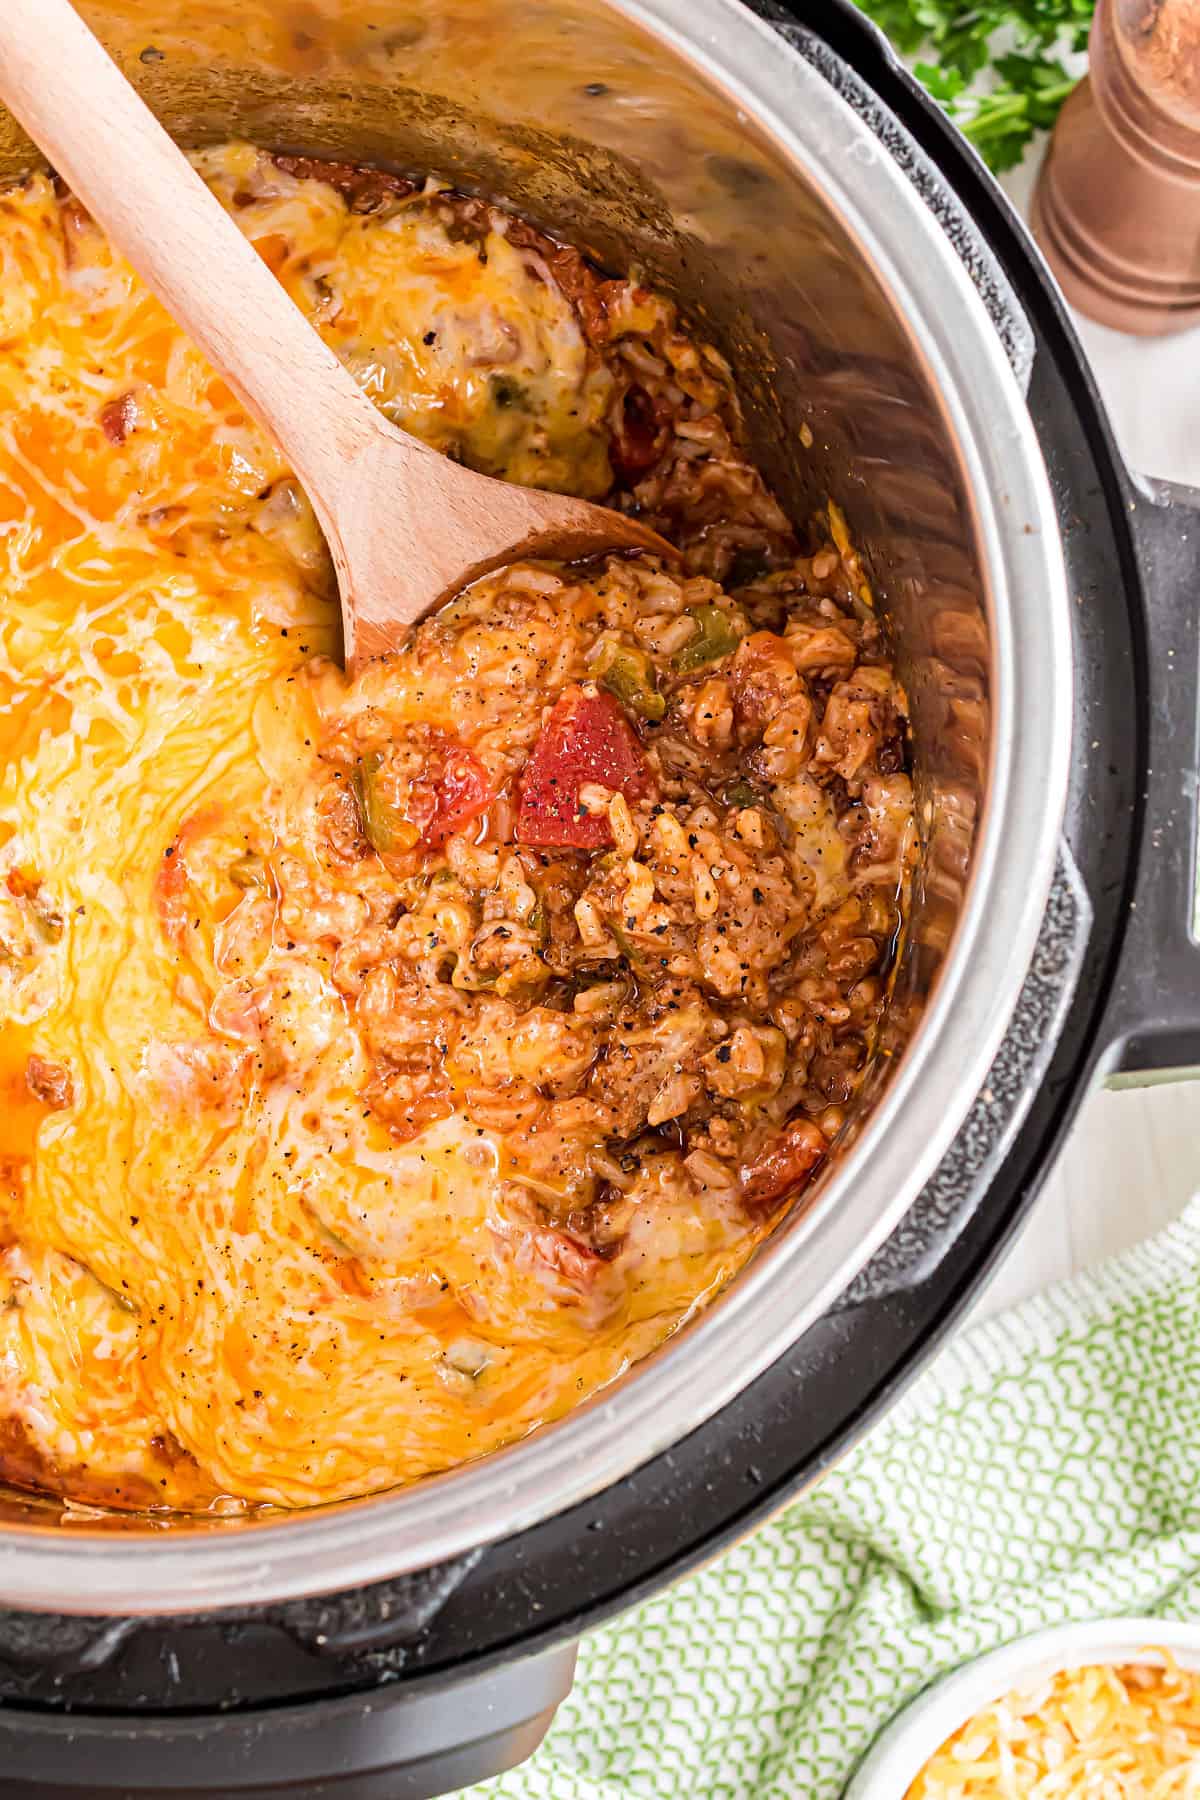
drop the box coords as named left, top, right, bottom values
left=411, top=743, right=492, bottom=847
left=610, top=384, right=666, bottom=482
left=153, top=806, right=225, bottom=946
left=532, top=1227, right=605, bottom=1289
left=738, top=1117, right=826, bottom=1212
left=516, top=685, right=654, bottom=850
left=154, top=845, right=189, bottom=944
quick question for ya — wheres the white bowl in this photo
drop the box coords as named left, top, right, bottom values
left=845, top=1616, right=1200, bottom=1797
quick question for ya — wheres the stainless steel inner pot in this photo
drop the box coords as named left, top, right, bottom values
left=0, top=0, right=1072, bottom=1612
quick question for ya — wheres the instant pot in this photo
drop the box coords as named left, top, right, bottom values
left=1, top=0, right=1198, bottom=1792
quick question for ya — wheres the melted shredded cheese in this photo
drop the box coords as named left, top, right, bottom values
left=0, top=145, right=761, bottom=1511
left=907, top=1656, right=1200, bottom=1798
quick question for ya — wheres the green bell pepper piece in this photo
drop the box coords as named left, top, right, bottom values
left=672, top=603, right=739, bottom=673
left=594, top=641, right=666, bottom=721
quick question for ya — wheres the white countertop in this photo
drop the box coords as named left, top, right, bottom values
left=968, top=160, right=1200, bottom=1322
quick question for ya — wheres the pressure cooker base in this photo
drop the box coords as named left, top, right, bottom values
left=0, top=1640, right=577, bottom=1800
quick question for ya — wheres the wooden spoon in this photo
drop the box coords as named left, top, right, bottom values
left=0, top=0, right=674, bottom=668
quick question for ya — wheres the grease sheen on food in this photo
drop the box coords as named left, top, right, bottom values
left=0, top=145, right=914, bottom=1510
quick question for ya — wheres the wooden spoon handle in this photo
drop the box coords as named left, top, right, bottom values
left=0, top=0, right=385, bottom=518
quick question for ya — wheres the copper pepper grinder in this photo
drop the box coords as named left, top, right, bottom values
left=1032, top=0, right=1200, bottom=334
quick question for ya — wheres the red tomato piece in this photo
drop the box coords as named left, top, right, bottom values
left=531, top=1227, right=605, bottom=1289
left=738, top=1117, right=827, bottom=1212
left=153, top=847, right=189, bottom=945
left=152, top=806, right=225, bottom=947
left=610, top=383, right=666, bottom=483
left=411, top=742, right=492, bottom=848
left=516, top=685, right=654, bottom=849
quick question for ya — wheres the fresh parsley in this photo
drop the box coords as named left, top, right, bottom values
left=856, top=0, right=1093, bottom=171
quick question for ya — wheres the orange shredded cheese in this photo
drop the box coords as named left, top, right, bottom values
left=0, top=142, right=769, bottom=1512
left=907, top=1654, right=1200, bottom=1798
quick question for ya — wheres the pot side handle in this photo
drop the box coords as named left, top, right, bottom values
left=1102, top=474, right=1200, bottom=1080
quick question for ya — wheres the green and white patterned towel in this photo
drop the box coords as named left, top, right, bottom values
left=464, top=1195, right=1200, bottom=1799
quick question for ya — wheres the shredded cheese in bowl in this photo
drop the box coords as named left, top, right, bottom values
left=907, top=1654, right=1200, bottom=1798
